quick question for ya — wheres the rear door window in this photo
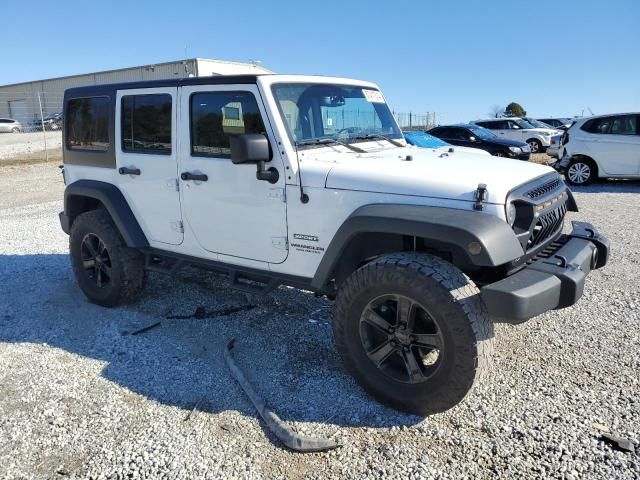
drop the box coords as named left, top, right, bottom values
left=121, top=94, right=172, bottom=154
left=66, top=97, right=110, bottom=151
left=608, top=115, right=637, bottom=135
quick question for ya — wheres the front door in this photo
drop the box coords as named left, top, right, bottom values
left=585, top=114, right=640, bottom=175
left=178, top=84, right=288, bottom=264
left=115, top=87, right=183, bottom=245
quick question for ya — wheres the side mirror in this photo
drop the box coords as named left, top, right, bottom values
left=230, top=133, right=270, bottom=164
left=229, top=133, right=278, bottom=184
left=469, top=136, right=477, bottom=142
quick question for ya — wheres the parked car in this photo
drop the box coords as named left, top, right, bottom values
left=554, top=113, right=640, bottom=185
left=537, top=118, right=573, bottom=130
left=545, top=134, right=563, bottom=159
left=428, top=124, right=531, bottom=160
left=29, top=112, right=63, bottom=131
left=0, top=118, right=23, bottom=133
left=403, top=129, right=490, bottom=156
left=471, top=118, right=559, bottom=153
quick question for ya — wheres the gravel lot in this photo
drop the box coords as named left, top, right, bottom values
left=0, top=163, right=638, bottom=479
left=0, top=132, right=62, bottom=162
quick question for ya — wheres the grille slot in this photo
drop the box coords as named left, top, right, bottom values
left=527, top=202, right=567, bottom=250
left=524, top=178, right=562, bottom=199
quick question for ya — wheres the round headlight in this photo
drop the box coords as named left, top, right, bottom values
left=506, top=202, right=517, bottom=225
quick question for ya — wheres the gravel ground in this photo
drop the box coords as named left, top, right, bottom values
left=0, top=163, right=638, bottom=479
left=0, top=131, right=62, bottom=161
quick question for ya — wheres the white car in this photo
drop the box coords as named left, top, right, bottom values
left=58, top=74, right=609, bottom=416
left=554, top=113, right=640, bottom=185
left=471, top=118, right=561, bottom=154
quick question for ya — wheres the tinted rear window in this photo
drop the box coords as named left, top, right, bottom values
left=121, top=94, right=172, bottom=154
left=66, top=97, right=110, bottom=151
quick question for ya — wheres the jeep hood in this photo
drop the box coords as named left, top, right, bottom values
left=324, top=148, right=556, bottom=204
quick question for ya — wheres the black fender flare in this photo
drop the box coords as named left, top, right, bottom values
left=62, top=179, right=149, bottom=247
left=311, top=204, right=524, bottom=290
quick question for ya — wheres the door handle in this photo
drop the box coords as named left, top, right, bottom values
left=118, top=166, right=141, bottom=175
left=181, top=172, right=208, bottom=182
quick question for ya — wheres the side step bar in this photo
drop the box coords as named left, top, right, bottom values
left=141, top=249, right=314, bottom=296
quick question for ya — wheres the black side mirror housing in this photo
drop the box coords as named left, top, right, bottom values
left=229, top=133, right=279, bottom=184
left=230, top=133, right=270, bottom=164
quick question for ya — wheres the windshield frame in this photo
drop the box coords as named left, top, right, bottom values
left=270, top=82, right=404, bottom=150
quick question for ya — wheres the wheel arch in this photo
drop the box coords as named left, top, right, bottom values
left=63, top=180, right=148, bottom=248
left=311, top=204, right=523, bottom=291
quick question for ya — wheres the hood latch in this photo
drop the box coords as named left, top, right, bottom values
left=473, top=183, right=488, bottom=211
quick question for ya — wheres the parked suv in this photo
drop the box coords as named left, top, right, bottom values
left=58, top=74, right=609, bottom=416
left=555, top=113, right=640, bottom=185
left=538, top=117, right=573, bottom=130
left=0, top=118, right=23, bottom=133
left=428, top=124, right=531, bottom=160
left=471, top=118, right=559, bottom=153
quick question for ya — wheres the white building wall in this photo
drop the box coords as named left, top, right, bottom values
left=0, top=58, right=267, bottom=121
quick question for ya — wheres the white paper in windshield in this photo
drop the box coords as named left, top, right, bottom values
left=362, top=89, right=385, bottom=103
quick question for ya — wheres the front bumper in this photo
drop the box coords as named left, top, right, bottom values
left=481, top=221, right=609, bottom=323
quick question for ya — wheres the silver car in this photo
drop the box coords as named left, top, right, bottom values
left=0, top=118, right=23, bottom=133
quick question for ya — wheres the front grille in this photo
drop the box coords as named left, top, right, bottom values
left=527, top=202, right=567, bottom=250
left=524, top=178, right=562, bottom=199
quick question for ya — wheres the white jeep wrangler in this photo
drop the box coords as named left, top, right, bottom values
left=59, top=74, right=609, bottom=415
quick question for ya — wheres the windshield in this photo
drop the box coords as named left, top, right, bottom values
left=468, top=126, right=496, bottom=140
left=515, top=119, right=536, bottom=129
left=525, top=118, right=551, bottom=128
left=271, top=83, right=403, bottom=147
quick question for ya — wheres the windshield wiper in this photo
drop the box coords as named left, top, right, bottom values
left=296, top=138, right=366, bottom=153
left=348, top=133, right=404, bottom=148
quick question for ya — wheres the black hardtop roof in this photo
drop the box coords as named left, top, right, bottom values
left=64, top=74, right=265, bottom=98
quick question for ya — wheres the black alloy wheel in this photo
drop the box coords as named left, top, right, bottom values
left=359, top=294, right=444, bottom=384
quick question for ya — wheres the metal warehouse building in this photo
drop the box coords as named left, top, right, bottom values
left=0, top=58, right=272, bottom=125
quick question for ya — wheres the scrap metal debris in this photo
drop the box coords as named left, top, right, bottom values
left=129, top=321, right=162, bottom=336
left=599, top=433, right=636, bottom=453
left=223, top=339, right=341, bottom=453
left=167, top=304, right=256, bottom=320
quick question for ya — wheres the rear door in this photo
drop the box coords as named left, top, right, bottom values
left=177, top=84, right=288, bottom=264
left=581, top=115, right=639, bottom=175
left=115, top=87, right=183, bottom=245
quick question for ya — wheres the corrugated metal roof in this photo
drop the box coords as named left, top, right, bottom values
left=0, top=58, right=268, bottom=88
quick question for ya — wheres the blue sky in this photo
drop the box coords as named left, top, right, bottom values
left=2, top=0, right=639, bottom=123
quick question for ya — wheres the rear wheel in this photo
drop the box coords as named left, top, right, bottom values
left=69, top=209, right=145, bottom=307
left=333, top=253, right=494, bottom=416
left=565, top=157, right=596, bottom=185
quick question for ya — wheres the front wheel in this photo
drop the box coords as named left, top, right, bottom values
left=69, top=209, right=146, bottom=307
left=527, top=139, right=543, bottom=153
left=333, top=253, right=494, bottom=416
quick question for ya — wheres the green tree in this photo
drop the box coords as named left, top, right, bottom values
left=505, top=102, right=526, bottom=117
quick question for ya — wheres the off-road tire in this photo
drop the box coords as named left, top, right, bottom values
left=333, top=252, right=494, bottom=416
left=69, top=209, right=145, bottom=307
